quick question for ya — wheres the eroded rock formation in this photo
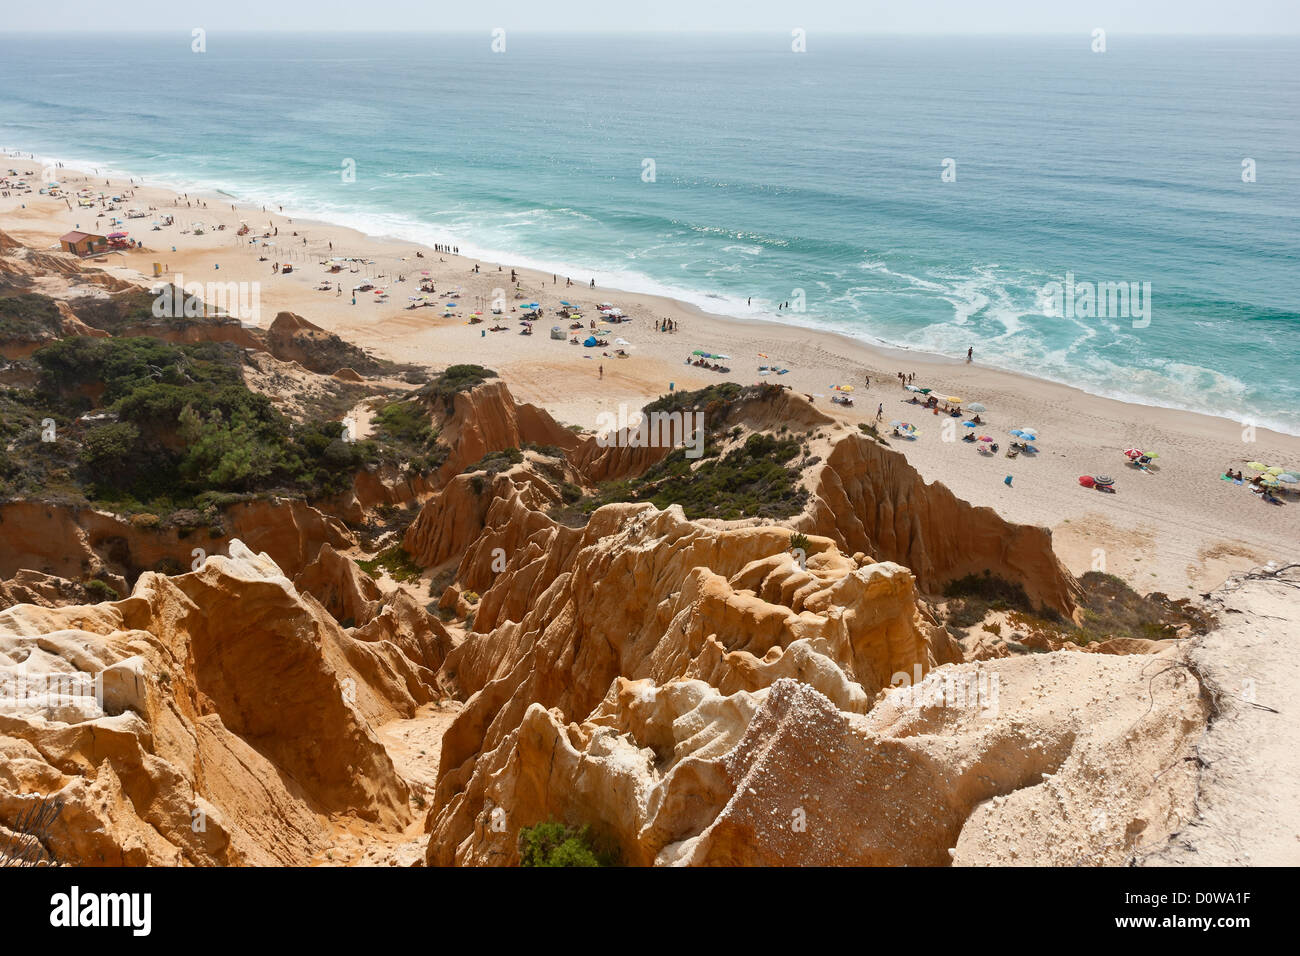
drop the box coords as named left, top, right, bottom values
left=0, top=540, right=444, bottom=864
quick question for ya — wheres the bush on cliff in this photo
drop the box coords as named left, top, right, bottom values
left=21, top=336, right=379, bottom=505
left=517, top=821, right=612, bottom=867
left=586, top=431, right=809, bottom=521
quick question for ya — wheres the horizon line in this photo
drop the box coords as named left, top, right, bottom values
left=3, top=28, right=1299, bottom=37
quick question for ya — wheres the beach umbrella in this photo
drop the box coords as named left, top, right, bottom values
left=963, top=421, right=977, bottom=428
left=1277, top=473, right=1299, bottom=483
left=1246, top=461, right=1268, bottom=471
left=1094, top=475, right=1115, bottom=487
left=560, top=300, right=574, bottom=307
left=978, top=435, right=994, bottom=442
left=834, top=384, right=854, bottom=392
left=1124, top=448, right=1143, bottom=459
left=904, top=384, right=923, bottom=393
left=1259, top=474, right=1280, bottom=486
left=967, top=403, right=987, bottom=413
left=1266, top=466, right=1284, bottom=475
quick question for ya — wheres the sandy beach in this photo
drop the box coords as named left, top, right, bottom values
left=3, top=158, right=1296, bottom=594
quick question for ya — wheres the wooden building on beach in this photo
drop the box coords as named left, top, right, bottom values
left=59, top=230, right=106, bottom=256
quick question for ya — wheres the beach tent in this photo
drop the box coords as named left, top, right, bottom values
left=550, top=326, right=565, bottom=340
left=583, top=336, right=598, bottom=347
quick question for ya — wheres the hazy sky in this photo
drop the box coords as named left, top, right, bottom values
left=7, top=0, right=1299, bottom=34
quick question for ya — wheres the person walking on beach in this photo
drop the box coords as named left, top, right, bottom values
left=967, top=346, right=973, bottom=363
left=876, top=403, right=883, bottom=422
left=599, top=364, right=604, bottom=380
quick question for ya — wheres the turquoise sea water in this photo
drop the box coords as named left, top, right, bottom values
left=2, top=32, right=1298, bottom=431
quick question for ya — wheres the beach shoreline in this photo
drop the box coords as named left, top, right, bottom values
left=2, top=152, right=1297, bottom=595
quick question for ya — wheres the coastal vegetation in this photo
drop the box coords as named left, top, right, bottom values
left=943, top=569, right=1216, bottom=646
left=517, top=821, right=614, bottom=867
left=580, top=431, right=810, bottom=521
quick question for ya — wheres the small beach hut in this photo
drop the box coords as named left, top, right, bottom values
left=59, top=231, right=106, bottom=256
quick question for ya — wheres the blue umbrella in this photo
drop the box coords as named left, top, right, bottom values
left=963, top=421, right=977, bottom=428
left=444, top=303, right=458, bottom=308
left=560, top=300, right=574, bottom=307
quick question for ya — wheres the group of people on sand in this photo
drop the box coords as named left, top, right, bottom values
left=904, top=393, right=965, bottom=417
left=1225, top=467, right=1284, bottom=503
left=687, top=355, right=729, bottom=373
left=657, top=318, right=678, bottom=332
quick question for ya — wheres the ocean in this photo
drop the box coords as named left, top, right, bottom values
left=2, top=32, right=1298, bottom=432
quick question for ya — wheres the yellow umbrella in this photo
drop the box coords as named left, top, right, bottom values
left=1266, top=466, right=1284, bottom=475
left=1246, top=461, right=1268, bottom=471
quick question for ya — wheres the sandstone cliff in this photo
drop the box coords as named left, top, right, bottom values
left=0, top=540, right=444, bottom=865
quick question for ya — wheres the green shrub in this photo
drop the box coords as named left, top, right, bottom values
left=356, top=544, right=422, bottom=583
left=585, top=431, right=808, bottom=521
left=83, top=579, right=120, bottom=603
left=517, top=821, right=612, bottom=867
left=462, top=446, right=523, bottom=477
left=81, top=422, right=141, bottom=476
